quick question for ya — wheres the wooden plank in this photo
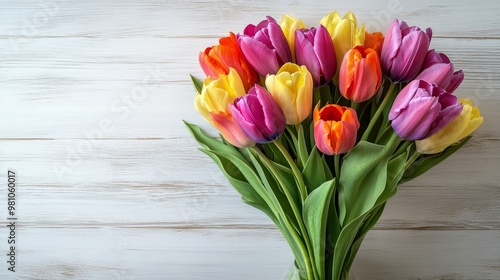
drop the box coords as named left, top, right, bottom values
left=353, top=230, right=500, bottom=280
left=1, top=37, right=500, bottom=88
left=0, top=0, right=499, bottom=38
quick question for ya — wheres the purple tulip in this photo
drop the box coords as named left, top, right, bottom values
left=230, top=85, right=286, bottom=143
left=415, top=49, right=464, bottom=93
left=389, top=80, right=462, bottom=140
left=380, top=19, right=432, bottom=83
left=295, top=25, right=336, bottom=87
left=238, top=16, right=292, bottom=77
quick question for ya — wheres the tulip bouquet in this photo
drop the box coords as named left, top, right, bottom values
left=185, top=11, right=483, bottom=280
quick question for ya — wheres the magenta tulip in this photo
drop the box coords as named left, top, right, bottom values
left=230, top=85, right=286, bottom=143
left=415, top=49, right=464, bottom=93
left=380, top=19, right=432, bottom=83
left=238, top=16, right=292, bottom=77
left=389, top=80, right=462, bottom=140
left=295, top=25, right=337, bottom=87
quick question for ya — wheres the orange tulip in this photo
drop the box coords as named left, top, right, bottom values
left=364, top=31, right=384, bottom=56
left=199, top=32, right=259, bottom=91
left=339, top=46, right=382, bottom=103
left=313, top=104, right=360, bottom=155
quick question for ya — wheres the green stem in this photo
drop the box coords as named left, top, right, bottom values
left=361, top=83, right=397, bottom=142
left=274, top=140, right=308, bottom=203
left=386, top=129, right=402, bottom=155
left=252, top=147, right=317, bottom=280
left=334, top=154, right=341, bottom=180
left=350, top=100, right=358, bottom=111
left=405, top=151, right=421, bottom=171
left=394, top=141, right=412, bottom=157
left=313, top=87, right=321, bottom=108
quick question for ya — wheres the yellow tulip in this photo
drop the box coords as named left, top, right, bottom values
left=416, top=99, right=484, bottom=154
left=194, top=68, right=246, bottom=125
left=265, top=63, right=313, bottom=125
left=280, top=15, right=306, bottom=62
left=320, top=11, right=365, bottom=81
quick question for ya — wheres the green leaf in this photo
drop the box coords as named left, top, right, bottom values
left=247, top=149, right=300, bottom=232
left=303, top=179, right=335, bottom=280
left=325, top=190, right=341, bottom=280
left=263, top=142, right=288, bottom=166
left=199, top=149, right=276, bottom=222
left=331, top=209, right=366, bottom=280
left=376, top=150, right=408, bottom=205
left=245, top=148, right=307, bottom=271
left=342, top=203, right=385, bottom=274
left=190, top=74, right=204, bottom=93
left=303, top=147, right=334, bottom=193
left=338, top=141, right=391, bottom=225
left=296, top=124, right=309, bottom=170
left=184, top=121, right=248, bottom=163
left=400, top=136, right=472, bottom=184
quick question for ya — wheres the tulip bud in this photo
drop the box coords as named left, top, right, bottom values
left=295, top=25, right=337, bottom=87
left=199, top=32, right=260, bottom=91
left=416, top=99, right=483, bottom=154
left=238, top=16, right=292, bottom=77
left=380, top=19, right=432, bottom=83
left=230, top=85, right=286, bottom=143
left=339, top=46, right=382, bottom=103
left=265, top=63, right=313, bottom=125
left=194, top=68, right=246, bottom=125
left=313, top=104, right=360, bottom=155
left=389, top=80, right=463, bottom=140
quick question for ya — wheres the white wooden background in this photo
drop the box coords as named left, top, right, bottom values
left=1, top=0, right=499, bottom=279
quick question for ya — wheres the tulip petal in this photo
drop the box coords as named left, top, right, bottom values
left=314, top=25, right=337, bottom=84
left=445, top=70, right=464, bottom=93
left=391, top=95, right=440, bottom=140
left=381, top=20, right=402, bottom=73
left=391, top=30, right=429, bottom=81
left=389, top=80, right=421, bottom=120
left=295, top=30, right=322, bottom=86
left=211, top=112, right=255, bottom=148
left=268, top=21, right=292, bottom=64
left=239, top=36, right=280, bottom=76
left=426, top=94, right=462, bottom=137
left=415, top=63, right=454, bottom=89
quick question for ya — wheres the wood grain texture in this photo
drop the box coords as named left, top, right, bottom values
left=1, top=0, right=499, bottom=279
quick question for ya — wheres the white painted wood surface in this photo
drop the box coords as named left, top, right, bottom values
left=1, top=0, right=499, bottom=279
